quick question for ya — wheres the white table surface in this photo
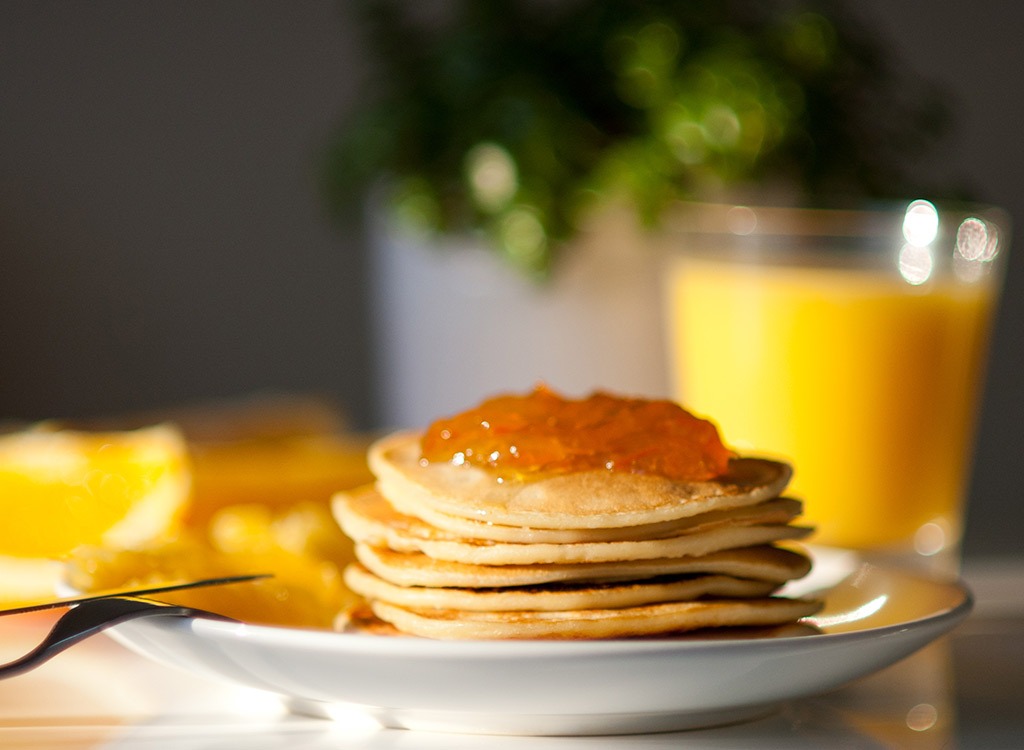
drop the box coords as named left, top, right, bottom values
left=1, top=559, right=1021, bottom=750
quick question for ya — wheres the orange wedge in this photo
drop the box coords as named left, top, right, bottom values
left=0, top=424, right=190, bottom=559
left=66, top=502, right=359, bottom=629
left=34, top=414, right=372, bottom=627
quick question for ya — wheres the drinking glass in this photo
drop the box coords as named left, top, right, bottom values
left=663, top=200, right=1009, bottom=575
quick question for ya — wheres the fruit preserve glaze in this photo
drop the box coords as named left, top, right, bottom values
left=420, top=386, right=734, bottom=482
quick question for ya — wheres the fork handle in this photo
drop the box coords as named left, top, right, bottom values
left=0, top=596, right=224, bottom=679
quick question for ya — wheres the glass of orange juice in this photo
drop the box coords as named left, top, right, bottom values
left=663, top=201, right=1009, bottom=575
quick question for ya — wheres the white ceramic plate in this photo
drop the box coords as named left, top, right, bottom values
left=105, top=548, right=971, bottom=736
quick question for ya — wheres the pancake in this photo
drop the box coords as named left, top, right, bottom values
left=355, top=543, right=814, bottom=588
left=331, top=483, right=802, bottom=549
left=334, top=404, right=817, bottom=640
left=336, top=603, right=823, bottom=640
left=338, top=491, right=811, bottom=564
left=355, top=485, right=805, bottom=544
left=368, top=596, right=822, bottom=640
left=344, top=563, right=779, bottom=612
left=370, top=432, right=792, bottom=530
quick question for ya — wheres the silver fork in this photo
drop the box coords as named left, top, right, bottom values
left=0, top=574, right=269, bottom=679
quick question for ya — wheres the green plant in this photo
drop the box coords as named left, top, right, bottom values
left=325, top=0, right=952, bottom=276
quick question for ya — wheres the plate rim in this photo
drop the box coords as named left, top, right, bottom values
left=104, top=553, right=975, bottom=734
left=158, top=558, right=973, bottom=659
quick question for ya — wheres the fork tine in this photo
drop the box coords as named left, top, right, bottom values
left=1, top=573, right=271, bottom=617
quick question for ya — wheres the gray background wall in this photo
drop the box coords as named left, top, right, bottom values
left=1, top=2, right=1021, bottom=560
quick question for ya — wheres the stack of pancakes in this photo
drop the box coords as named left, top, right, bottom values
left=332, top=432, right=820, bottom=639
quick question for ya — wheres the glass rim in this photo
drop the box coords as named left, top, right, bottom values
left=661, top=200, right=1010, bottom=283
left=662, top=199, right=1011, bottom=241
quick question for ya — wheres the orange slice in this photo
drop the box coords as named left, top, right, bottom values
left=66, top=502, right=359, bottom=629
left=0, top=424, right=190, bottom=559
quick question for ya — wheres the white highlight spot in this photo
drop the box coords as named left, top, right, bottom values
left=956, top=217, right=999, bottom=261
left=898, top=243, right=934, bottom=285
left=914, top=521, right=947, bottom=557
left=727, top=206, right=758, bottom=236
left=902, top=200, right=939, bottom=247
left=906, top=702, right=939, bottom=732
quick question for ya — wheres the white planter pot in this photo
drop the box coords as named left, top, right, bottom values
left=367, top=207, right=670, bottom=429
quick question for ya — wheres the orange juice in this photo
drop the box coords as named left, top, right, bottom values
left=666, top=255, right=999, bottom=555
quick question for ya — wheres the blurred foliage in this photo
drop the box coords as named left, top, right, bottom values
left=324, top=0, right=952, bottom=276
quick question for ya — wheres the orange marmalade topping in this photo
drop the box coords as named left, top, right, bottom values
left=420, top=386, right=734, bottom=481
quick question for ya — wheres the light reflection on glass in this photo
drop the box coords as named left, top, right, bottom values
left=956, top=216, right=999, bottom=261
left=914, top=521, right=948, bottom=557
left=905, top=702, right=939, bottom=732
left=898, top=243, right=934, bottom=285
left=902, top=200, right=939, bottom=247
left=726, top=205, right=757, bottom=235
left=953, top=252, right=986, bottom=283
